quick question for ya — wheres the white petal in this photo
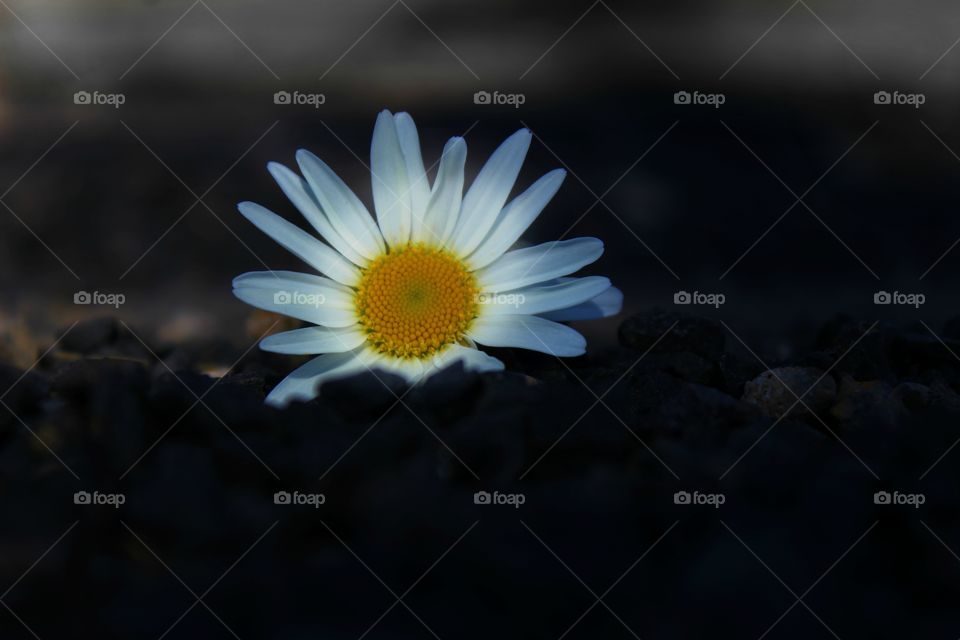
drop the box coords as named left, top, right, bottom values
left=541, top=285, right=623, bottom=322
left=476, top=237, right=604, bottom=292
left=479, top=276, right=610, bottom=316
left=371, top=109, right=412, bottom=247
left=373, top=346, right=505, bottom=385
left=267, top=162, right=368, bottom=267
left=237, top=202, right=359, bottom=286
left=469, top=315, right=586, bottom=357
left=394, top=112, right=431, bottom=239
left=419, top=137, right=466, bottom=245
left=260, top=325, right=366, bottom=355
left=234, top=287, right=357, bottom=328
left=450, top=128, right=532, bottom=256
left=265, top=350, right=370, bottom=407
left=295, top=150, right=386, bottom=260
left=434, top=344, right=505, bottom=374
left=377, top=356, right=427, bottom=385
left=233, top=270, right=354, bottom=304
left=233, top=271, right=357, bottom=328
left=466, top=169, right=565, bottom=270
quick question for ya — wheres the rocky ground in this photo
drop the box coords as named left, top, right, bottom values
left=1, top=310, right=959, bottom=639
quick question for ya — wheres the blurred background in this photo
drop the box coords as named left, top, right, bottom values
left=2, top=0, right=960, bottom=358
left=5, top=2, right=960, bottom=639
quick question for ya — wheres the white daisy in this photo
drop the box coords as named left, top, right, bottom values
left=233, top=109, right=622, bottom=407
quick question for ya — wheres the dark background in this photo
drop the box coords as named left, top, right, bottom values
left=3, top=0, right=960, bottom=350
left=2, top=0, right=960, bottom=638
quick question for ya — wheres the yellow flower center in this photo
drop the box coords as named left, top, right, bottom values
left=354, top=244, right=479, bottom=359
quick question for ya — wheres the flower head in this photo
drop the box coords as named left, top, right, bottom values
left=234, top=110, right=622, bottom=407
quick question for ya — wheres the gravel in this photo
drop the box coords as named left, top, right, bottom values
left=1, top=310, right=958, bottom=638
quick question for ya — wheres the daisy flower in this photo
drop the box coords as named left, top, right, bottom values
left=233, top=110, right=622, bottom=407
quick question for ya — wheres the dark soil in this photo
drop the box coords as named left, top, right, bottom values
left=2, top=310, right=958, bottom=639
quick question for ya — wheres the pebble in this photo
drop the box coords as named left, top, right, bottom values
left=741, top=366, right=836, bottom=418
